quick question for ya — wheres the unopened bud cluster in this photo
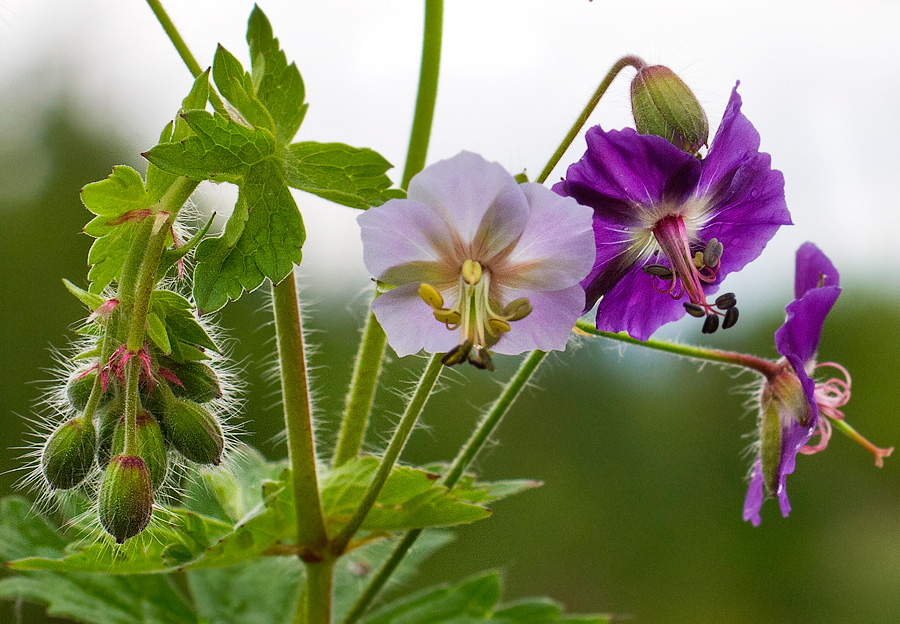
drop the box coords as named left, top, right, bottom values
left=41, top=337, right=228, bottom=543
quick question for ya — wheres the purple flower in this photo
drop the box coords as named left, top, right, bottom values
left=358, top=152, right=595, bottom=370
left=554, top=84, right=791, bottom=341
left=743, top=243, right=892, bottom=526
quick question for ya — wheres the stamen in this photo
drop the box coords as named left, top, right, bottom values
left=802, top=362, right=894, bottom=466
left=651, top=217, right=738, bottom=331
left=461, top=259, right=482, bottom=285
left=418, top=283, right=444, bottom=309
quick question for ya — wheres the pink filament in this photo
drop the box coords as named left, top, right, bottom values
left=650, top=215, right=721, bottom=315
left=802, top=362, right=850, bottom=456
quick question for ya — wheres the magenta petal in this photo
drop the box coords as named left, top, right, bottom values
left=372, top=284, right=459, bottom=357
left=697, top=84, right=760, bottom=198
left=557, top=127, right=701, bottom=226
left=593, top=263, right=699, bottom=342
left=696, top=152, right=791, bottom=282
left=743, top=459, right=764, bottom=526
left=492, top=284, right=585, bottom=355
left=407, top=151, right=528, bottom=246
left=775, top=287, right=841, bottom=367
left=794, top=242, right=840, bottom=299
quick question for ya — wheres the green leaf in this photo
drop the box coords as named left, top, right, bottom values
left=184, top=531, right=453, bottom=624
left=81, top=166, right=149, bottom=218
left=361, top=570, right=613, bottom=624
left=191, top=159, right=305, bottom=313
left=0, top=498, right=200, bottom=624
left=246, top=5, right=307, bottom=142
left=63, top=278, right=105, bottom=310
left=144, top=111, right=276, bottom=181
left=362, top=571, right=501, bottom=624
left=321, top=458, right=491, bottom=537
left=149, top=289, right=219, bottom=356
left=7, top=506, right=233, bottom=574
left=157, top=212, right=215, bottom=280
left=213, top=44, right=274, bottom=133
left=284, top=142, right=405, bottom=209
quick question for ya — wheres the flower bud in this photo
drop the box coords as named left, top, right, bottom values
left=163, top=399, right=224, bottom=465
left=630, top=65, right=708, bottom=154
left=169, top=361, right=223, bottom=404
left=110, top=410, right=169, bottom=490
left=99, top=455, right=153, bottom=543
left=41, top=418, right=97, bottom=489
left=96, top=402, right=120, bottom=468
left=758, top=368, right=813, bottom=496
left=66, top=370, right=112, bottom=412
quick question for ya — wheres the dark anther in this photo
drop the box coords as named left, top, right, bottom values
left=702, top=314, right=720, bottom=334
left=714, top=293, right=736, bottom=310
left=442, top=341, right=473, bottom=367
left=703, top=238, right=724, bottom=266
left=467, top=346, right=495, bottom=372
left=683, top=302, right=705, bottom=318
left=722, top=307, right=739, bottom=330
left=642, top=264, right=674, bottom=279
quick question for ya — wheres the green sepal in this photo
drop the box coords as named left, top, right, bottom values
left=109, top=411, right=169, bottom=490
left=148, top=289, right=219, bottom=358
left=156, top=212, right=215, bottom=280
left=98, top=455, right=154, bottom=543
left=62, top=279, right=105, bottom=311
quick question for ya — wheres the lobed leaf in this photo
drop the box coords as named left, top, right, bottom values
left=285, top=141, right=405, bottom=209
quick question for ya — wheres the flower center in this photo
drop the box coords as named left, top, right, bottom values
left=418, top=259, right=532, bottom=371
left=643, top=214, right=738, bottom=333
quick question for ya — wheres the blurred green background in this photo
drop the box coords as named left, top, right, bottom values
left=1, top=103, right=899, bottom=624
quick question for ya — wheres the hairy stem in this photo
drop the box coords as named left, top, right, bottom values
left=341, top=350, right=547, bottom=624
left=332, top=310, right=388, bottom=467
left=295, top=557, right=335, bottom=624
left=118, top=177, right=197, bottom=454
left=574, top=320, right=779, bottom=378
left=271, top=274, right=329, bottom=553
left=400, top=0, right=444, bottom=190
left=535, top=55, right=646, bottom=185
left=331, top=354, right=443, bottom=555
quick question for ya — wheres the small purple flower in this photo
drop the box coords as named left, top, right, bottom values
left=358, top=152, right=595, bottom=370
left=554, top=84, right=791, bottom=341
left=743, top=243, right=893, bottom=526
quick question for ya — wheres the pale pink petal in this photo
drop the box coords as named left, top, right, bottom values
left=357, top=199, right=455, bottom=280
left=498, top=183, right=595, bottom=291
left=491, top=284, right=584, bottom=355
left=372, top=284, right=459, bottom=357
left=407, top=151, right=528, bottom=249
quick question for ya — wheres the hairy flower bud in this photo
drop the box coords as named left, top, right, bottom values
left=110, top=410, right=169, bottom=490
left=41, top=418, right=97, bottom=489
left=99, top=455, right=153, bottom=543
left=169, top=361, right=222, bottom=404
left=66, top=370, right=111, bottom=412
left=163, top=398, right=224, bottom=465
left=758, top=367, right=813, bottom=497
left=630, top=65, right=708, bottom=154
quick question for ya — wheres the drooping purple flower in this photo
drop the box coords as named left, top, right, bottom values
left=358, top=152, right=595, bottom=370
left=554, top=83, right=791, bottom=341
left=743, top=243, right=892, bottom=526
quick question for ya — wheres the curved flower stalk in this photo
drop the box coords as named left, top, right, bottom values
left=743, top=243, right=893, bottom=525
left=358, top=151, right=595, bottom=370
left=555, top=84, right=791, bottom=341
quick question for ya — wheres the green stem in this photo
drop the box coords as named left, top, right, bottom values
left=341, top=350, right=547, bottom=624
left=535, top=55, right=646, bottom=185
left=332, top=310, right=388, bottom=467
left=115, top=177, right=197, bottom=455
left=144, top=0, right=227, bottom=114
left=574, top=319, right=778, bottom=378
left=297, top=558, right=335, bottom=624
left=271, top=274, right=329, bottom=553
left=400, top=0, right=444, bottom=190
left=331, top=354, right=443, bottom=555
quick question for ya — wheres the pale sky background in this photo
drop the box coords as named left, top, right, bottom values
left=1, top=0, right=898, bottom=328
